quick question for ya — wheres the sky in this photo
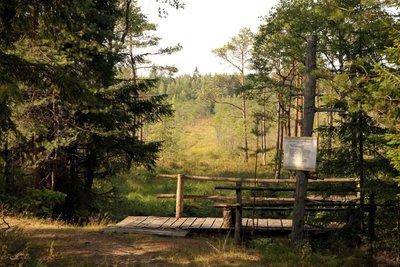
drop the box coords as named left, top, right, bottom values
left=136, top=0, right=278, bottom=75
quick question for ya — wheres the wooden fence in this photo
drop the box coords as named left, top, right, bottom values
left=157, top=174, right=360, bottom=219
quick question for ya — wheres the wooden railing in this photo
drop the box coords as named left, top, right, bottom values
left=157, top=174, right=360, bottom=218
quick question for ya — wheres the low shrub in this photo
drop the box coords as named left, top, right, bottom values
left=251, top=238, right=367, bottom=267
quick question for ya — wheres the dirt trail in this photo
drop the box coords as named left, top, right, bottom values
left=4, top=217, right=261, bottom=266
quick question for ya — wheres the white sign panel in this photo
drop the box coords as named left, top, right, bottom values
left=283, top=137, right=317, bottom=171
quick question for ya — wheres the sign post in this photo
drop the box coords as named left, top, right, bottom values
left=291, top=34, right=317, bottom=244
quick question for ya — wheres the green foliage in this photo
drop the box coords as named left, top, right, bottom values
left=212, top=27, right=253, bottom=74
left=88, top=169, right=175, bottom=220
left=252, top=238, right=368, bottom=267
left=318, top=111, right=393, bottom=177
left=0, top=0, right=175, bottom=220
left=2, top=189, right=66, bottom=217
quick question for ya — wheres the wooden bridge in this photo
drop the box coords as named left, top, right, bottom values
left=107, top=174, right=362, bottom=238
left=105, top=216, right=340, bottom=237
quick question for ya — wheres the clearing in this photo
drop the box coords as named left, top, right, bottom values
left=2, top=216, right=261, bottom=266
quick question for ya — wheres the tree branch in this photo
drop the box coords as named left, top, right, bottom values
left=213, top=99, right=243, bottom=111
left=120, top=0, right=132, bottom=43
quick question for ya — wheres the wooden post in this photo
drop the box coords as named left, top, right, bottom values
left=175, top=174, right=184, bottom=218
left=234, top=182, right=242, bottom=245
left=292, top=34, right=317, bottom=244
left=222, top=207, right=235, bottom=228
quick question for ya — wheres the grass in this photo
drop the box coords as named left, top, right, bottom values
left=1, top=216, right=265, bottom=266
left=107, top=114, right=279, bottom=219
left=1, top=102, right=392, bottom=266
left=1, top=215, right=376, bottom=266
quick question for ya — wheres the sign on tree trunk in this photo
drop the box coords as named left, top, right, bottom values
left=283, top=137, right=317, bottom=172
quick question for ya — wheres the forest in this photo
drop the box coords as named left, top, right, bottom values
left=1, top=0, right=400, bottom=266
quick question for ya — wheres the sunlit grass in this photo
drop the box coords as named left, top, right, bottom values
left=1, top=216, right=372, bottom=267
left=111, top=113, right=278, bottom=218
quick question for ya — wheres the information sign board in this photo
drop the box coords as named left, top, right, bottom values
left=283, top=137, right=317, bottom=171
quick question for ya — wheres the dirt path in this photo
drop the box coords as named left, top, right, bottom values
left=3, top=217, right=261, bottom=266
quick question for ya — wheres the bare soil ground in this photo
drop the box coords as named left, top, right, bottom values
left=3, top=216, right=262, bottom=266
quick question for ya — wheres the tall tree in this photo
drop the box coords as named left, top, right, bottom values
left=0, top=0, right=173, bottom=218
left=212, top=28, right=253, bottom=162
left=253, top=0, right=398, bottom=243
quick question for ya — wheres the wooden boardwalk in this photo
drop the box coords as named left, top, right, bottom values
left=104, top=216, right=330, bottom=237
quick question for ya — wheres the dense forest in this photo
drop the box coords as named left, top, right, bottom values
left=1, top=0, right=400, bottom=266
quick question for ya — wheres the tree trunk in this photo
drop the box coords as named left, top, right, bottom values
left=279, top=115, right=284, bottom=168
left=85, top=152, right=96, bottom=194
left=242, top=93, right=249, bottom=163
left=240, top=68, right=249, bottom=163
left=292, top=34, right=317, bottom=244
left=65, top=145, right=79, bottom=219
left=4, top=140, right=12, bottom=193
left=31, top=0, right=38, bottom=52
left=262, top=92, right=267, bottom=166
left=33, top=135, right=41, bottom=189
left=328, top=111, right=333, bottom=158
left=254, top=124, right=259, bottom=178
left=358, top=107, right=365, bottom=235
left=295, top=96, right=300, bottom=137
left=274, top=102, right=282, bottom=179
left=50, top=148, right=59, bottom=191
left=287, top=97, right=291, bottom=137
left=139, top=115, right=143, bottom=142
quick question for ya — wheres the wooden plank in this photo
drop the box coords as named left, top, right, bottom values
left=171, top=217, right=188, bottom=228
left=160, top=217, right=179, bottom=228
left=113, top=216, right=338, bottom=234
left=281, top=219, right=292, bottom=230
left=211, top=218, right=223, bottom=229
left=136, top=216, right=158, bottom=227
left=158, top=174, right=358, bottom=184
left=115, top=216, right=145, bottom=227
left=200, top=218, right=216, bottom=229
left=157, top=194, right=235, bottom=201
left=124, top=216, right=149, bottom=227
left=158, top=175, right=297, bottom=183
left=242, top=218, right=248, bottom=228
left=258, top=219, right=269, bottom=229
left=158, top=194, right=357, bottom=202
left=307, top=195, right=359, bottom=202
left=105, top=227, right=189, bottom=237
left=146, top=217, right=170, bottom=229
left=115, top=216, right=135, bottom=227
left=267, top=219, right=284, bottom=230
left=180, top=217, right=197, bottom=229
left=216, top=186, right=354, bottom=192
left=189, top=218, right=207, bottom=229
left=245, top=218, right=257, bottom=229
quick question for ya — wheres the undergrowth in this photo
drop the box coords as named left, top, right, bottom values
left=251, top=238, right=369, bottom=267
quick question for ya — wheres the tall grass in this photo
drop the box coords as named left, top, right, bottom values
left=251, top=238, right=369, bottom=267
left=110, top=102, right=281, bottom=218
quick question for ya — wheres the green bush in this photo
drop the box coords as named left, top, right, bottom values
left=251, top=238, right=367, bottom=267
left=6, top=189, right=67, bottom=217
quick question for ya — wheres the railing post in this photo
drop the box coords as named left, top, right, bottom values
left=234, top=181, right=242, bottom=245
left=176, top=174, right=184, bottom=218
left=356, top=179, right=361, bottom=199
